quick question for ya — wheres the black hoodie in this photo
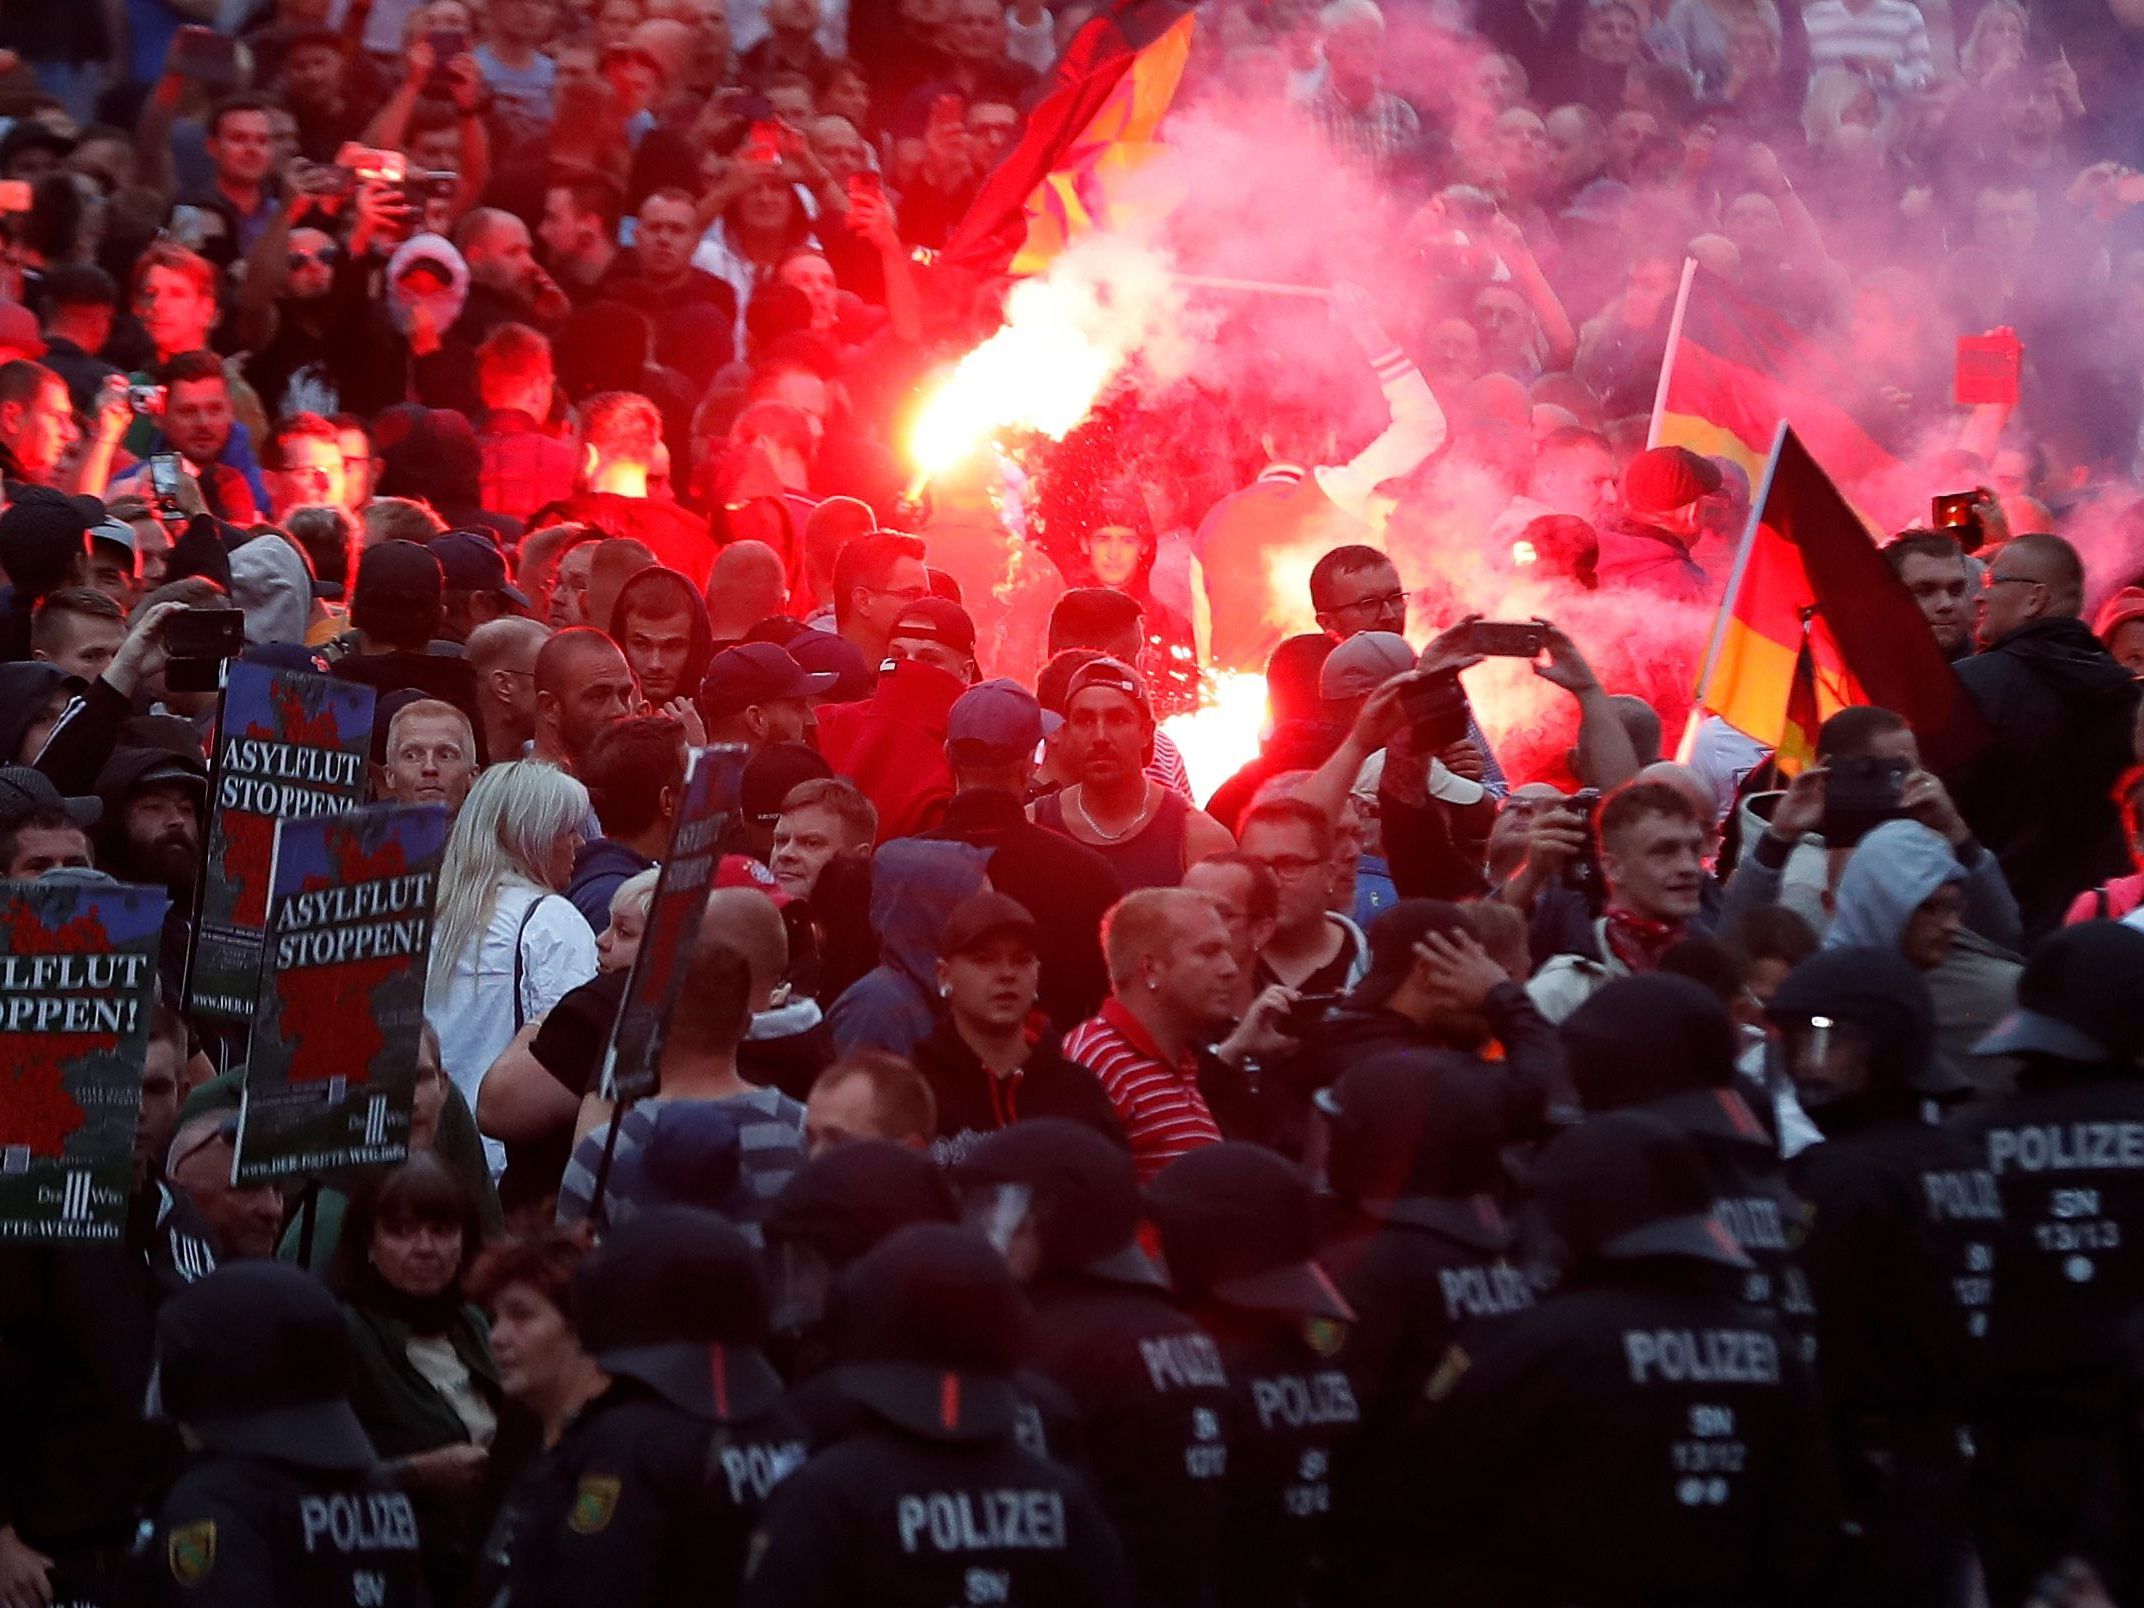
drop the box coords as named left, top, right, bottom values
left=607, top=565, right=714, bottom=712
left=1952, top=615, right=2141, bottom=941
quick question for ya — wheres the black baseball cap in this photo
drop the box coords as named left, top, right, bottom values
left=1346, top=899, right=1475, bottom=1008
left=1530, top=1110, right=1751, bottom=1270
left=889, top=596, right=976, bottom=656
left=570, top=1207, right=784, bottom=1423
left=353, top=539, right=445, bottom=609
left=0, top=487, right=93, bottom=595
left=740, top=740, right=833, bottom=827
left=0, top=763, right=99, bottom=828
left=154, top=1263, right=376, bottom=1472
left=1974, top=921, right=2144, bottom=1064
left=698, top=643, right=838, bottom=722
left=1145, top=1143, right=1353, bottom=1321
left=939, top=890, right=1040, bottom=960
left=429, top=530, right=529, bottom=607
left=830, top=1223, right=1033, bottom=1443
left=1064, top=656, right=1152, bottom=721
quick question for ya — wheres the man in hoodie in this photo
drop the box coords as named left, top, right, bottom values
left=1824, top=818, right=2024, bottom=1091
left=94, top=739, right=208, bottom=996
left=607, top=566, right=712, bottom=724
left=814, top=603, right=975, bottom=842
left=1768, top=947, right=2000, bottom=1608
left=1951, top=923, right=2144, bottom=1606
left=1952, top=533, right=2140, bottom=940
left=825, top=838, right=989, bottom=1058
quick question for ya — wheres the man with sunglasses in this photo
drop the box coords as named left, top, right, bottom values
left=1951, top=532, right=2140, bottom=940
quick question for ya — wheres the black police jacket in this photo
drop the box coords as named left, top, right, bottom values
left=1788, top=1102, right=2002, bottom=1446
left=1023, top=1271, right=1231, bottom=1608
left=0, top=1181, right=216, bottom=1562
left=1406, top=1260, right=1836, bottom=1608
left=480, top=1378, right=806, bottom=1608
left=738, top=1423, right=1134, bottom=1608
left=1317, top=1197, right=1535, bottom=1603
left=1190, top=1305, right=1363, bottom=1608
left=135, top=1456, right=423, bottom=1608
left=1642, top=1089, right=1821, bottom=1364
left=784, top=1364, right=1086, bottom=1470
left=1950, top=1065, right=2144, bottom=1404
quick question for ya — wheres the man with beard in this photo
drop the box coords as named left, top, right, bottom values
left=1883, top=530, right=1975, bottom=662
left=94, top=740, right=208, bottom=997
left=530, top=627, right=637, bottom=774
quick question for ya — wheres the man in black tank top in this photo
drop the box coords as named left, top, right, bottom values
left=1030, top=659, right=1235, bottom=890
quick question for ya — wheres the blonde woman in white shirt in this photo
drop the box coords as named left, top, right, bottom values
left=426, top=760, right=599, bottom=1174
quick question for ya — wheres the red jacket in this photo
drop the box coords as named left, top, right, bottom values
left=813, top=660, right=964, bottom=841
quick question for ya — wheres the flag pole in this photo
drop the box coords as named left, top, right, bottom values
left=1686, top=421, right=1792, bottom=736
left=1645, top=257, right=1700, bottom=450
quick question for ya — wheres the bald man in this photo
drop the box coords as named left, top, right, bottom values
left=705, top=540, right=789, bottom=642
left=467, top=614, right=553, bottom=761
left=532, top=626, right=638, bottom=770
left=1956, top=531, right=2140, bottom=937
left=167, top=1114, right=284, bottom=1258
left=424, top=208, right=561, bottom=413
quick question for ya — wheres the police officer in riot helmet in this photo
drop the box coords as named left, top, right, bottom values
left=482, top=1207, right=805, bottom=1608
left=1406, top=1111, right=1834, bottom=1607
left=951, top=1118, right=1232, bottom=1608
left=1948, top=922, right=2144, bottom=1607
left=1767, top=946, right=2001, bottom=1608
left=762, top=1139, right=959, bottom=1381
left=1144, top=1142, right=1361, bottom=1608
left=740, top=1222, right=1135, bottom=1607
left=1310, top=1051, right=1537, bottom=1601
left=1561, top=973, right=1819, bottom=1358
left=138, top=1262, right=426, bottom=1607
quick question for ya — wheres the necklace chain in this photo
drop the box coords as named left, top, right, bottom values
left=1068, top=781, right=1152, bottom=842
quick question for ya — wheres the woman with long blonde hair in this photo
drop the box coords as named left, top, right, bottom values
left=425, top=761, right=598, bottom=1173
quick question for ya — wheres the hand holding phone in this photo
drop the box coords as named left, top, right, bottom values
left=1459, top=620, right=1548, bottom=659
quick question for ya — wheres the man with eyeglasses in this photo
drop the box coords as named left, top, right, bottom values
left=830, top=528, right=930, bottom=673
left=1236, top=796, right=1369, bottom=996
left=1951, top=531, right=2140, bottom=940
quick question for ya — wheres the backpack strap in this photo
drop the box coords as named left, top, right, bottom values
left=511, top=893, right=544, bottom=1032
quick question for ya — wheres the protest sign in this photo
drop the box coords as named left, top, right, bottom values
left=234, top=803, right=447, bottom=1184
left=601, top=744, right=747, bottom=1104
left=0, top=880, right=170, bottom=1241
left=185, top=662, right=374, bottom=1020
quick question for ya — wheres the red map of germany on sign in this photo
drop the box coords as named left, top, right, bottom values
left=0, top=905, right=120, bottom=1159
left=274, top=831, right=413, bottom=1086
left=223, top=684, right=349, bottom=928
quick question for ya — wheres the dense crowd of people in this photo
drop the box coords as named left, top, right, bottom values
left=2, top=0, right=2144, bottom=1601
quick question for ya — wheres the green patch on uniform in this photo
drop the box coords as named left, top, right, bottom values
left=1303, top=1315, right=1346, bottom=1358
left=1423, top=1344, right=1471, bottom=1402
left=168, top=1520, right=217, bottom=1585
left=569, top=1475, right=621, bottom=1535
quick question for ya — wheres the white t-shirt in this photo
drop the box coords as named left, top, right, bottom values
left=428, top=880, right=597, bottom=1174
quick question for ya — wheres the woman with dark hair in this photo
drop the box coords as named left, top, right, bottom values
left=694, top=144, right=818, bottom=348
left=332, top=1150, right=506, bottom=1604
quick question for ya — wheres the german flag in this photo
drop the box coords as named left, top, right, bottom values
left=937, top=0, right=1197, bottom=279
left=1696, top=426, right=1985, bottom=775
left=1651, top=263, right=1913, bottom=531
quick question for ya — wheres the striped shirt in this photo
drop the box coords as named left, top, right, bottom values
left=1063, top=999, right=1222, bottom=1183
left=555, top=1087, right=806, bottom=1243
left=1801, top=0, right=1932, bottom=89
left=1147, top=731, right=1194, bottom=801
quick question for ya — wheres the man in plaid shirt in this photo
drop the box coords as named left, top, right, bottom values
left=1307, top=0, right=1421, bottom=174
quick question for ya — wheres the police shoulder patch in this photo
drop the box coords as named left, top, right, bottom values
left=569, top=1475, right=621, bottom=1535
left=167, top=1519, right=216, bottom=1585
left=1423, top=1344, right=1471, bottom=1403
left=1303, top=1315, right=1347, bottom=1357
